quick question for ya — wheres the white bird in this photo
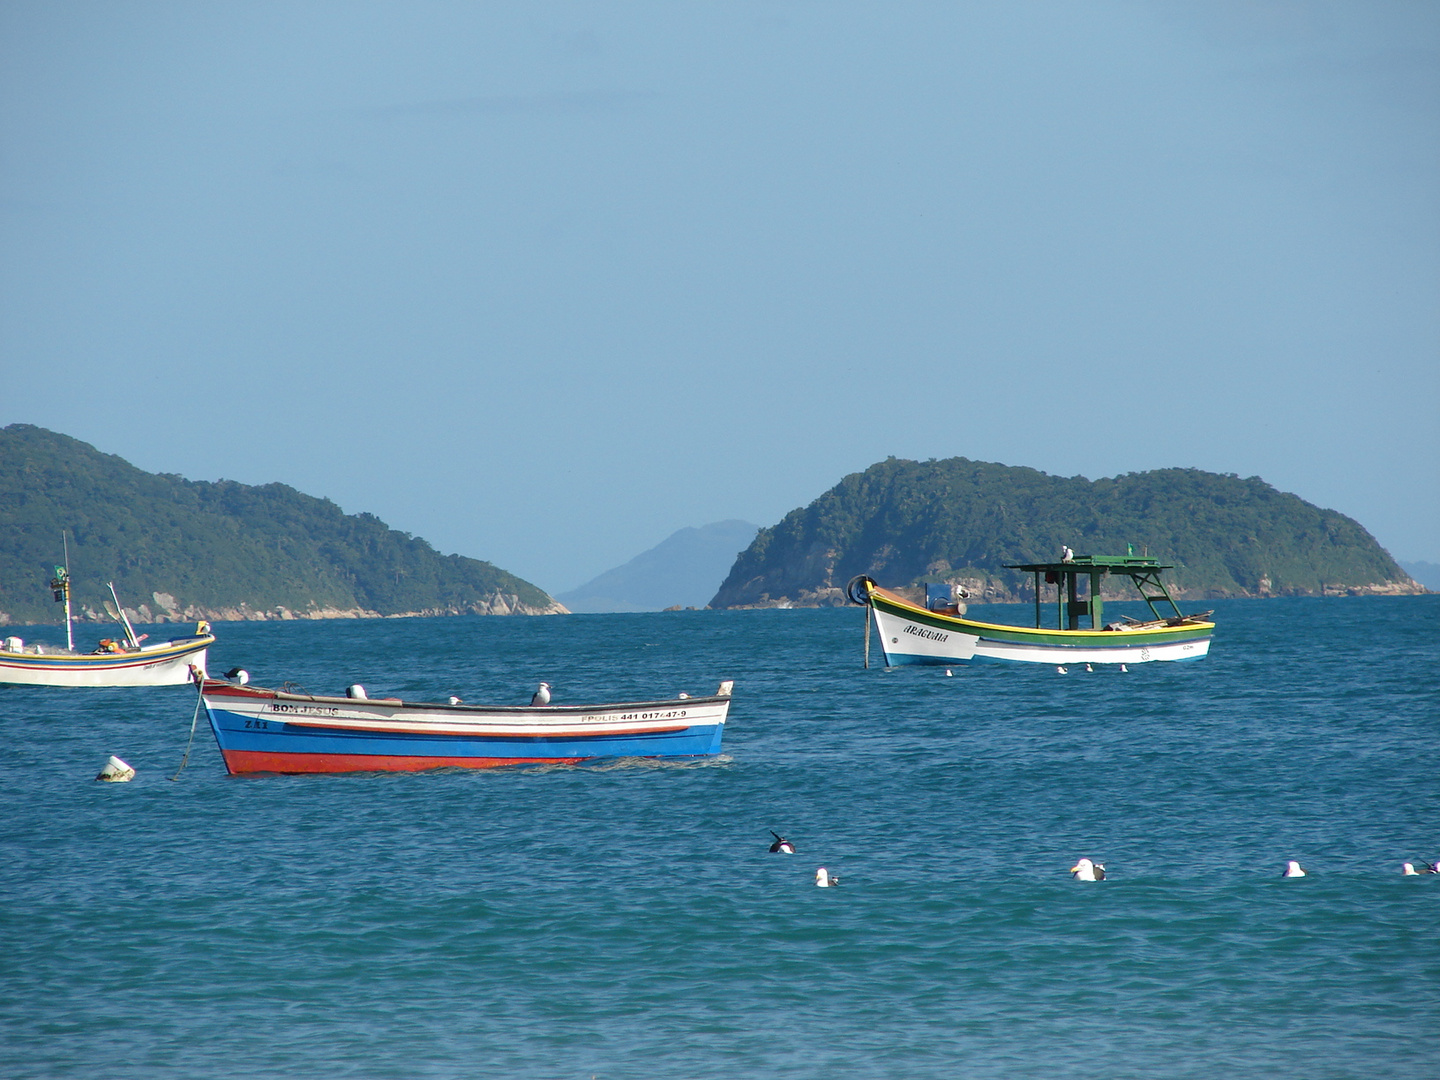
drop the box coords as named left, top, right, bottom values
left=223, top=667, right=249, bottom=685
left=1061, top=545, right=1074, bottom=562
left=1283, top=860, right=1306, bottom=878
left=448, top=696, right=463, bottom=705
left=1402, top=862, right=1420, bottom=875
left=1119, top=664, right=1129, bottom=673
left=1070, top=858, right=1105, bottom=881
left=769, top=831, right=796, bottom=854
left=1423, top=861, right=1440, bottom=874
left=1085, top=664, right=1093, bottom=673
left=530, top=682, right=551, bottom=706
left=945, top=668, right=953, bottom=677
left=1056, top=665, right=1069, bottom=675
left=815, top=867, right=839, bottom=887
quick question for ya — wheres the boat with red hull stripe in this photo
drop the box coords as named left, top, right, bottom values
left=201, top=678, right=733, bottom=774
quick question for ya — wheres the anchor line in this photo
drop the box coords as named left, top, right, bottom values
left=170, top=666, right=206, bottom=781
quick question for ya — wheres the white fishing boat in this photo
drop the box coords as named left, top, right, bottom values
left=0, top=555, right=213, bottom=687
left=849, top=552, right=1214, bottom=667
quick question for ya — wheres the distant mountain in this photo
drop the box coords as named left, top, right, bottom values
left=710, top=457, right=1420, bottom=607
left=1399, top=561, right=1440, bottom=592
left=558, top=521, right=761, bottom=613
left=0, top=424, right=566, bottom=624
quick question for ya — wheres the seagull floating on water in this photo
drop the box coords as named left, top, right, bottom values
left=1057, top=665, right=1069, bottom=675
left=448, top=696, right=463, bottom=705
left=1283, top=860, right=1306, bottom=878
left=815, top=867, right=839, bottom=887
left=530, top=681, right=551, bottom=706
left=1070, top=858, right=1105, bottom=881
left=1402, top=862, right=1420, bottom=875
left=769, top=831, right=796, bottom=854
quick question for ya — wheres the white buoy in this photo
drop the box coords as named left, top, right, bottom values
left=96, top=755, right=136, bottom=782
left=1283, top=860, right=1306, bottom=878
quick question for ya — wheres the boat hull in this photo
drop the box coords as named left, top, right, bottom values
left=0, top=636, right=213, bottom=687
left=202, top=681, right=731, bottom=774
left=866, top=589, right=1212, bottom=667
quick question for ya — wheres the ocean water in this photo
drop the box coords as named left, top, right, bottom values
left=1, top=596, right=1437, bottom=1079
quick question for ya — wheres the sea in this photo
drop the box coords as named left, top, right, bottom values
left=1, top=595, right=1436, bottom=1079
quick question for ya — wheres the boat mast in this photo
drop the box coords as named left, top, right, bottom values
left=49, top=533, right=74, bottom=652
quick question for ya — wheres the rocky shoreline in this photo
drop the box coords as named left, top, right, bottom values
left=0, top=591, right=569, bottom=626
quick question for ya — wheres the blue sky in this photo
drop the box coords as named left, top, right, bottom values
left=2, top=2, right=1436, bottom=593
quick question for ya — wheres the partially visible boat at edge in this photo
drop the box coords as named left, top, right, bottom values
left=849, top=552, right=1215, bottom=667
left=0, top=554, right=213, bottom=687
left=201, top=678, right=734, bottom=774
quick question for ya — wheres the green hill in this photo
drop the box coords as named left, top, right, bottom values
left=0, top=424, right=564, bottom=625
left=710, top=457, right=1419, bottom=607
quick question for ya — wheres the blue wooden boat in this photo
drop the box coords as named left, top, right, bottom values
left=201, top=678, right=733, bottom=774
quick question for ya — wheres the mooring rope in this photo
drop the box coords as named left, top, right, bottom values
left=170, top=666, right=206, bottom=781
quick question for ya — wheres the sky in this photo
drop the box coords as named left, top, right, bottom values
left=2, top=1, right=1436, bottom=594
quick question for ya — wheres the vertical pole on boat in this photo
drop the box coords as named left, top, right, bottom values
left=61, top=531, right=74, bottom=651
left=863, top=601, right=872, bottom=669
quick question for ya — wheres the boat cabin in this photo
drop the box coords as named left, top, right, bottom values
left=1004, top=554, right=1187, bottom=631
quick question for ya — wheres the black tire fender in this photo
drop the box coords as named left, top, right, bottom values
left=846, top=575, right=876, bottom=606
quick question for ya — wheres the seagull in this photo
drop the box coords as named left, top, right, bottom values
left=1070, top=858, right=1105, bottom=881
left=769, top=831, right=795, bottom=854
left=1402, top=862, right=1420, bottom=875
left=815, top=867, right=839, bottom=887
left=1057, top=665, right=1069, bottom=674
left=1423, top=861, right=1440, bottom=874
left=1119, top=664, right=1128, bottom=673
left=223, top=667, right=250, bottom=685
left=1283, top=860, right=1306, bottom=878
left=530, top=681, right=551, bottom=706
left=945, top=668, right=953, bottom=677
left=1085, top=663, right=1093, bottom=673
left=448, top=696, right=463, bottom=705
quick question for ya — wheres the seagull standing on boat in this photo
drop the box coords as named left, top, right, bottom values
left=769, top=831, right=796, bottom=854
left=815, top=867, right=839, bottom=887
left=224, top=667, right=249, bottom=685
left=1070, top=858, right=1105, bottom=881
left=1283, top=860, right=1306, bottom=878
left=531, top=681, right=551, bottom=706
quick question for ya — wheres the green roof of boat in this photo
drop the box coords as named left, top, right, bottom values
left=1003, top=554, right=1175, bottom=573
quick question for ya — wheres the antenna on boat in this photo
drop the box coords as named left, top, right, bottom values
left=106, top=582, right=140, bottom=649
left=49, top=532, right=74, bottom=652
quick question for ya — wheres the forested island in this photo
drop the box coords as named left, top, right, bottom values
left=710, top=457, right=1421, bottom=608
left=0, top=425, right=564, bottom=625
